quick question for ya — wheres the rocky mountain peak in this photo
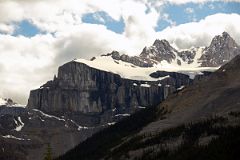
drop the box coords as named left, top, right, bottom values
left=210, top=31, right=238, bottom=49
left=222, top=31, right=230, bottom=38
left=153, top=39, right=170, bottom=48
left=140, top=39, right=177, bottom=63
left=90, top=32, right=239, bottom=69
left=200, top=31, right=240, bottom=67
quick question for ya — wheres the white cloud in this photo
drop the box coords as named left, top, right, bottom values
left=0, top=0, right=239, bottom=104
left=157, top=13, right=240, bottom=49
left=0, top=23, right=15, bottom=34
left=163, top=0, right=240, bottom=5
left=121, top=1, right=159, bottom=45
left=0, top=34, right=56, bottom=104
left=0, top=0, right=160, bottom=104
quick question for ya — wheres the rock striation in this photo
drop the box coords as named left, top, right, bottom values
left=27, top=60, right=192, bottom=125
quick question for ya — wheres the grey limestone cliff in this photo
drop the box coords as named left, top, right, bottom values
left=27, top=60, right=191, bottom=125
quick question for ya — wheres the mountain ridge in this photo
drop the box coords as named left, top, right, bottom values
left=1, top=31, right=240, bottom=160
left=57, top=54, right=240, bottom=160
left=109, top=31, right=240, bottom=68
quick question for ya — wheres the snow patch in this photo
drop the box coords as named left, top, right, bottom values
left=14, top=117, right=24, bottom=132
left=177, top=86, right=185, bottom=91
left=107, top=122, right=116, bottom=126
left=12, top=104, right=26, bottom=108
left=115, top=114, right=130, bottom=117
left=2, top=135, right=30, bottom=141
left=137, top=106, right=146, bottom=109
left=140, top=83, right=151, bottom=87
left=32, top=109, right=65, bottom=121
left=69, top=119, right=88, bottom=130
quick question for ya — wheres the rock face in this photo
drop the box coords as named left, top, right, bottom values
left=140, top=39, right=177, bottom=63
left=112, top=32, right=239, bottom=67
left=200, top=32, right=240, bottom=67
left=58, top=55, right=240, bottom=160
left=110, top=51, right=153, bottom=67
left=177, top=48, right=197, bottom=64
left=30, top=32, right=239, bottom=126
left=27, top=61, right=191, bottom=126
left=3, top=32, right=238, bottom=160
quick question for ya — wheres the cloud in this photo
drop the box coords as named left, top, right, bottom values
left=157, top=13, right=240, bottom=49
left=0, top=34, right=56, bottom=104
left=0, top=0, right=239, bottom=104
left=0, top=0, right=160, bottom=104
left=0, top=23, right=15, bottom=34
left=162, top=0, right=240, bottom=5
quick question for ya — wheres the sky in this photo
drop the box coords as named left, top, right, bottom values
left=0, top=0, right=240, bottom=104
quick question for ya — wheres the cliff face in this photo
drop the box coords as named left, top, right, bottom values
left=27, top=61, right=191, bottom=125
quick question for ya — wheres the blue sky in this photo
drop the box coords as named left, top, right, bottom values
left=157, top=1, right=240, bottom=30
left=13, top=20, right=42, bottom=37
left=1, top=0, right=240, bottom=104
left=11, top=1, right=240, bottom=36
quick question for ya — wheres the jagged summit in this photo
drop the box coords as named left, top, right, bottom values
left=200, top=32, right=240, bottom=67
left=153, top=39, right=170, bottom=47
left=140, top=39, right=177, bottom=63
left=210, top=31, right=238, bottom=50
left=99, top=32, right=240, bottom=68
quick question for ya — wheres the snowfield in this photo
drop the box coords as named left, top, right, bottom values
left=14, top=117, right=24, bottom=132
left=75, top=55, right=218, bottom=80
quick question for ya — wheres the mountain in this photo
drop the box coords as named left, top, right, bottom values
left=27, top=56, right=192, bottom=127
left=200, top=32, right=240, bottom=67
left=57, top=54, right=240, bottom=160
left=140, top=39, right=178, bottom=63
left=1, top=32, right=239, bottom=160
left=0, top=101, right=99, bottom=160
left=128, top=32, right=240, bottom=68
left=26, top=31, right=239, bottom=159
